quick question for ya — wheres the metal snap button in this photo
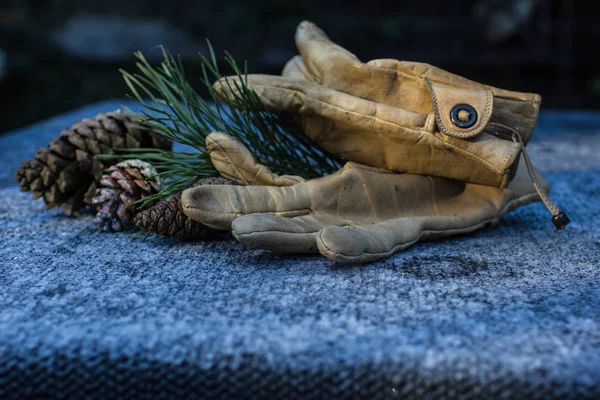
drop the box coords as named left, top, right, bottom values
left=450, top=104, right=477, bottom=128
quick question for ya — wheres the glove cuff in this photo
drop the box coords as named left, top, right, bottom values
left=421, top=79, right=541, bottom=188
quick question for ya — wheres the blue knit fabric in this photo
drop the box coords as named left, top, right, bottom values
left=1, top=101, right=599, bottom=399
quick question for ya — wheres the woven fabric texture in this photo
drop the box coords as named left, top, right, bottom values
left=1, top=101, right=599, bottom=399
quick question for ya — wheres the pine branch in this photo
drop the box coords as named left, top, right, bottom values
left=112, top=43, right=341, bottom=202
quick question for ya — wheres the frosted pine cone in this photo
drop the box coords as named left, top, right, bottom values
left=135, top=177, right=230, bottom=241
left=15, top=110, right=171, bottom=215
left=92, top=159, right=161, bottom=232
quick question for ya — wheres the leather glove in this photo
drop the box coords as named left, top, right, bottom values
left=181, top=132, right=544, bottom=264
left=214, top=21, right=542, bottom=188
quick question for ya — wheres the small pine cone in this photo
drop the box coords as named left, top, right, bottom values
left=15, top=138, right=92, bottom=214
left=15, top=110, right=172, bottom=215
left=134, top=177, right=230, bottom=241
left=92, top=160, right=161, bottom=232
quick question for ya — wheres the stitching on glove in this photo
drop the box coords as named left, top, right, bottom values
left=499, top=145, right=520, bottom=175
left=234, top=222, right=335, bottom=238
left=422, top=113, right=436, bottom=133
left=494, top=94, right=541, bottom=106
left=426, top=79, right=493, bottom=139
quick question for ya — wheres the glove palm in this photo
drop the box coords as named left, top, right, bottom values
left=182, top=132, right=542, bottom=263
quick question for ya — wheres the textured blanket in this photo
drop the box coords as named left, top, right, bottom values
left=1, top=101, right=599, bottom=399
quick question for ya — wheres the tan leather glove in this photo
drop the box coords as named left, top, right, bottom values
left=181, top=132, right=544, bottom=264
left=206, top=131, right=306, bottom=187
left=214, top=21, right=542, bottom=189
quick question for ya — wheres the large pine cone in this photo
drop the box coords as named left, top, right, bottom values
left=14, top=110, right=171, bottom=215
left=135, top=177, right=229, bottom=241
left=92, top=159, right=161, bottom=232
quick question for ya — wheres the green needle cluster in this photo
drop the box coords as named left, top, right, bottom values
left=112, top=44, right=341, bottom=203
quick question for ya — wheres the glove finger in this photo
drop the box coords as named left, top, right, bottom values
left=295, top=21, right=363, bottom=84
left=281, top=55, right=317, bottom=82
left=316, top=218, right=426, bottom=264
left=181, top=183, right=311, bottom=231
left=232, top=213, right=343, bottom=253
left=206, top=131, right=255, bottom=185
left=295, top=21, right=405, bottom=108
left=316, top=190, right=513, bottom=264
left=206, top=131, right=305, bottom=186
left=214, top=75, right=428, bottom=138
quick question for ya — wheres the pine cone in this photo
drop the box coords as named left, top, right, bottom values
left=92, top=160, right=161, bottom=232
left=134, top=177, right=230, bottom=241
left=14, top=110, right=171, bottom=215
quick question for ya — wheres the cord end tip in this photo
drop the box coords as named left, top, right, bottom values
left=552, top=212, right=570, bottom=230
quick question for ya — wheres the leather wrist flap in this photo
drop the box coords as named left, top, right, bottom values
left=425, top=79, right=493, bottom=140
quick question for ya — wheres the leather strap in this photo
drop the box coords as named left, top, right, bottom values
left=426, top=79, right=493, bottom=140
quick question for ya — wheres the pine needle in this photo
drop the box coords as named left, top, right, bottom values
left=111, top=42, right=342, bottom=203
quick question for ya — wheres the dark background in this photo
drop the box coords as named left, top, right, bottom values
left=1, top=0, right=598, bottom=133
